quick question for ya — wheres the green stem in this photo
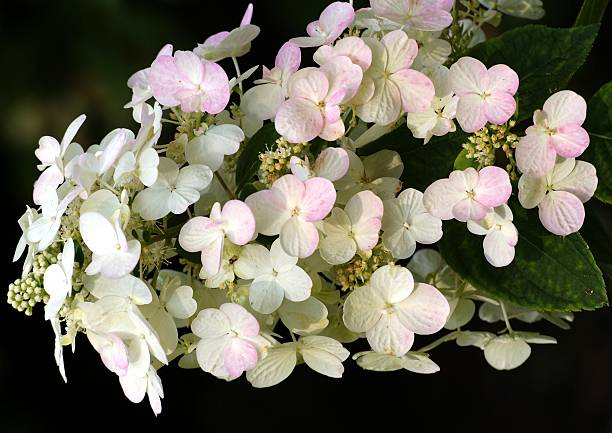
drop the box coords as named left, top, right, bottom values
left=415, top=330, right=461, bottom=353
left=215, top=171, right=237, bottom=199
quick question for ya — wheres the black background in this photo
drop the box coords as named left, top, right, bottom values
left=1, top=1, right=611, bottom=432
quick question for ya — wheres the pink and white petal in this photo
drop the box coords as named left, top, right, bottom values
left=270, top=238, right=298, bottom=273
left=412, top=6, right=453, bottom=31
left=449, top=56, right=488, bottom=95
left=276, top=41, right=301, bottom=74
left=221, top=200, right=256, bottom=245
left=277, top=266, right=312, bottom=302
left=395, top=283, right=450, bottom=335
left=382, top=30, right=418, bottom=73
left=178, top=216, right=220, bottom=252
left=275, top=98, right=324, bottom=143
left=483, top=230, right=515, bottom=267
left=220, top=303, right=260, bottom=337
left=35, top=136, right=61, bottom=166
left=319, top=1, right=355, bottom=43
left=452, top=197, right=489, bottom=222
left=345, top=190, right=385, bottom=224
left=353, top=217, right=382, bottom=252
left=475, top=166, right=512, bottom=208
left=245, top=189, right=290, bottom=236
left=300, top=177, right=336, bottom=222
left=370, top=0, right=410, bottom=23
left=382, top=228, right=416, bottom=260
left=290, top=155, right=312, bottom=181
left=343, top=285, right=385, bottom=332
left=543, top=90, right=587, bottom=128
left=410, top=213, right=443, bottom=244
left=423, top=178, right=464, bottom=220
left=333, top=36, right=372, bottom=71
left=366, top=314, right=414, bottom=356
left=60, top=114, right=87, bottom=151
left=321, top=56, right=363, bottom=104
left=393, top=69, right=436, bottom=113
left=249, top=275, right=285, bottom=314
left=201, top=236, right=224, bottom=276
left=315, top=147, right=349, bottom=181
left=554, top=160, right=598, bottom=203
left=515, top=133, right=557, bottom=177
left=484, top=92, right=516, bottom=125
left=518, top=174, right=547, bottom=209
left=240, top=3, right=253, bottom=26
left=224, top=338, right=258, bottom=379
left=280, top=216, right=319, bottom=258
left=487, top=64, right=519, bottom=95
left=538, top=191, right=585, bottom=236
left=196, top=336, right=229, bottom=378
left=288, top=68, right=329, bottom=102
left=33, top=166, right=64, bottom=205
left=319, top=117, right=346, bottom=142
left=174, top=51, right=205, bottom=85
left=456, top=94, right=487, bottom=133
left=200, top=61, right=231, bottom=114
left=551, top=124, right=590, bottom=158
left=149, top=56, right=181, bottom=107
left=371, top=265, right=414, bottom=304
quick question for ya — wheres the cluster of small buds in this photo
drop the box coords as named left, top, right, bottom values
left=258, top=138, right=308, bottom=187
left=59, top=200, right=83, bottom=242
left=32, top=246, right=61, bottom=279
left=333, top=244, right=395, bottom=291
left=171, top=110, right=208, bottom=140
left=7, top=275, right=49, bottom=316
left=166, top=133, right=188, bottom=165
left=140, top=240, right=173, bottom=275
left=180, top=257, right=202, bottom=279
left=463, top=121, right=519, bottom=180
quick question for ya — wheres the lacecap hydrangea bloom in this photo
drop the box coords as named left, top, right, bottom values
left=9, top=0, right=610, bottom=416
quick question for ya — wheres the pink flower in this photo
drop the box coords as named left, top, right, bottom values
left=291, top=1, right=355, bottom=48
left=245, top=175, right=336, bottom=258
left=423, top=166, right=512, bottom=222
left=370, top=0, right=453, bottom=32
left=242, top=42, right=301, bottom=121
left=290, top=147, right=350, bottom=182
left=449, top=57, right=519, bottom=133
left=356, top=30, right=435, bottom=125
left=518, top=158, right=597, bottom=236
left=313, top=36, right=373, bottom=72
left=275, top=56, right=363, bottom=143
left=515, top=90, right=589, bottom=177
left=88, top=332, right=130, bottom=377
left=178, top=200, right=255, bottom=276
left=149, top=49, right=230, bottom=114
left=192, top=303, right=267, bottom=380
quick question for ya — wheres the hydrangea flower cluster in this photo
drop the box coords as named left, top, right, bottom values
left=9, top=0, right=607, bottom=416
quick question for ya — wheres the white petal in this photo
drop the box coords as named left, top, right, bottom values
left=366, top=314, right=415, bottom=356
left=234, top=244, right=273, bottom=280
left=246, top=344, right=297, bottom=388
left=484, top=335, right=531, bottom=370
left=249, top=275, right=286, bottom=314
left=483, top=230, right=515, bottom=267
left=278, top=297, right=329, bottom=336
left=270, top=238, right=298, bottom=273
left=394, top=283, right=450, bottom=335
left=165, top=285, right=198, bottom=319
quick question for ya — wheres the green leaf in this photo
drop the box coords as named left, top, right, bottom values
left=235, top=123, right=279, bottom=193
left=466, top=24, right=599, bottom=121
left=575, top=0, right=609, bottom=26
left=581, top=201, right=612, bottom=279
left=453, top=149, right=479, bottom=170
left=582, top=81, right=612, bottom=204
left=358, top=127, right=468, bottom=192
left=438, top=200, right=607, bottom=312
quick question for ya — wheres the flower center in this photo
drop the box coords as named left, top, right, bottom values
left=466, top=189, right=476, bottom=199
left=291, top=207, right=301, bottom=216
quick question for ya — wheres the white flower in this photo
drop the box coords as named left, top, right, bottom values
left=79, top=211, right=141, bottom=279
left=382, top=188, right=443, bottom=259
left=319, top=190, right=384, bottom=265
left=457, top=331, right=556, bottom=370
left=289, top=147, right=349, bottom=182
left=120, top=365, right=165, bottom=416
left=334, top=149, right=403, bottom=204
left=133, top=157, right=213, bottom=221
left=343, top=265, right=449, bottom=356
left=14, top=207, right=39, bottom=276
left=43, top=238, right=74, bottom=320
left=185, top=124, right=245, bottom=172
left=353, top=351, right=440, bottom=374
left=278, top=297, right=329, bottom=336
left=26, top=184, right=83, bottom=252
left=246, top=336, right=350, bottom=388
left=191, top=303, right=268, bottom=380
left=406, top=65, right=458, bottom=144
left=467, top=204, right=519, bottom=267
left=234, top=239, right=312, bottom=314
left=33, top=114, right=86, bottom=205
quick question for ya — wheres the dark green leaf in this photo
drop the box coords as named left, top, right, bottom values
left=358, top=127, right=468, bottom=192
left=438, top=199, right=607, bottom=312
left=466, top=24, right=599, bottom=121
left=575, top=0, right=609, bottom=26
left=581, top=201, right=612, bottom=279
left=235, top=123, right=279, bottom=193
left=582, top=81, right=612, bottom=204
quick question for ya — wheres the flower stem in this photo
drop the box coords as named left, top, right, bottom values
left=499, top=300, right=514, bottom=334
left=232, top=57, right=243, bottom=92
left=215, top=171, right=237, bottom=199
left=415, top=330, right=461, bottom=353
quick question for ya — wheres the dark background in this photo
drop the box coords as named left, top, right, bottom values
left=1, top=1, right=611, bottom=432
